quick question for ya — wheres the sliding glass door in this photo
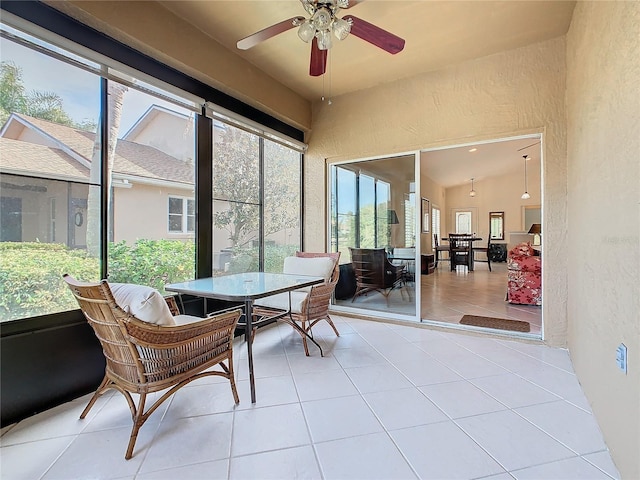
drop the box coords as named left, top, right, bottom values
left=329, top=154, right=418, bottom=320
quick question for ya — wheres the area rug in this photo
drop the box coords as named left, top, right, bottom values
left=460, top=315, right=531, bottom=333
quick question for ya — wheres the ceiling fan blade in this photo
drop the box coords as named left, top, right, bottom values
left=309, top=37, right=327, bottom=76
left=343, top=15, right=405, bottom=54
left=237, top=16, right=305, bottom=50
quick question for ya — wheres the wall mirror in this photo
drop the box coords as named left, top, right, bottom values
left=489, top=211, right=504, bottom=240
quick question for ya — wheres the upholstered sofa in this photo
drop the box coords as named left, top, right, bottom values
left=506, top=242, right=542, bottom=306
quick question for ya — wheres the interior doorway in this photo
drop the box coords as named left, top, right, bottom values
left=419, top=135, right=543, bottom=338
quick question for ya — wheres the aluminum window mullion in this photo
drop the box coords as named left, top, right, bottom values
left=258, top=137, right=265, bottom=271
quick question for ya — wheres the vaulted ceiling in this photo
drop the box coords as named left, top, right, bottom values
left=159, top=0, right=576, bottom=102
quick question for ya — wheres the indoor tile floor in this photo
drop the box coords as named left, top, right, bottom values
left=1, top=316, right=619, bottom=480
left=421, top=262, right=542, bottom=335
left=336, top=261, right=542, bottom=336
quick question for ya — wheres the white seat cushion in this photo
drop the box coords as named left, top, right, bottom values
left=282, top=256, right=335, bottom=292
left=173, top=314, right=208, bottom=325
left=254, top=291, right=308, bottom=314
left=109, top=283, right=176, bottom=326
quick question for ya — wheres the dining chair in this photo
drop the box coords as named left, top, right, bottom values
left=390, top=247, right=416, bottom=282
left=448, top=233, right=472, bottom=270
left=252, top=252, right=341, bottom=356
left=434, top=234, right=450, bottom=268
left=63, top=274, right=242, bottom=459
left=472, top=236, right=492, bottom=271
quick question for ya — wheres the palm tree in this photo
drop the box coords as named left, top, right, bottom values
left=86, top=81, right=128, bottom=258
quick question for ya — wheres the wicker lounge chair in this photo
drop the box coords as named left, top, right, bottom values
left=63, top=274, right=241, bottom=459
left=252, top=252, right=341, bottom=356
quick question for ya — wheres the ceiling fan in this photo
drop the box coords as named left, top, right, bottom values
left=237, top=0, right=405, bottom=77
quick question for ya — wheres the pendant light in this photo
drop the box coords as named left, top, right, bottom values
left=469, top=177, right=477, bottom=197
left=521, top=155, right=531, bottom=199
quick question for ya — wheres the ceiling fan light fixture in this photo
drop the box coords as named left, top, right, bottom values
left=297, top=20, right=315, bottom=43
left=316, top=30, right=333, bottom=50
left=311, top=7, right=333, bottom=31
left=333, top=16, right=352, bottom=40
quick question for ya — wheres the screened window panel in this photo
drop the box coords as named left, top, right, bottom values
left=263, top=139, right=301, bottom=273
left=0, top=29, right=101, bottom=322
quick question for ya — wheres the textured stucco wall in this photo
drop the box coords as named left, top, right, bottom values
left=566, top=2, right=640, bottom=477
left=306, top=37, right=567, bottom=346
left=45, top=0, right=311, bottom=132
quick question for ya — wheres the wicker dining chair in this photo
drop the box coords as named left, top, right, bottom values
left=253, top=251, right=341, bottom=356
left=63, top=274, right=242, bottom=460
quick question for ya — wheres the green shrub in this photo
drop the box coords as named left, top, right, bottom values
left=0, top=240, right=195, bottom=322
left=107, top=239, right=195, bottom=293
left=0, top=242, right=99, bottom=322
left=0, top=240, right=296, bottom=322
left=264, top=244, right=298, bottom=272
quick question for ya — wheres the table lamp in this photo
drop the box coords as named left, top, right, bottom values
left=528, top=223, right=542, bottom=246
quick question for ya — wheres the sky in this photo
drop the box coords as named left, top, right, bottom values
left=1, top=27, right=191, bottom=135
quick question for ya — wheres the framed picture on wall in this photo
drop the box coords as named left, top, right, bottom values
left=421, top=198, right=430, bottom=233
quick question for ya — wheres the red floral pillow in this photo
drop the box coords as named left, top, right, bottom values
left=510, top=242, right=534, bottom=257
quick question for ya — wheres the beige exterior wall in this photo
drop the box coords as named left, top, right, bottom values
left=306, top=37, right=567, bottom=347
left=126, top=111, right=195, bottom=163
left=565, top=2, right=640, bottom=478
left=113, top=183, right=193, bottom=244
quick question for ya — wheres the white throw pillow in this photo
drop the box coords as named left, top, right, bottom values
left=109, top=283, right=176, bottom=326
left=283, top=256, right=334, bottom=282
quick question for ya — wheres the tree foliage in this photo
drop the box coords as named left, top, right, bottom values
left=212, top=126, right=300, bottom=250
left=0, top=61, right=96, bottom=130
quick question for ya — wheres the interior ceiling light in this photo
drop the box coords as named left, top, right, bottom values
left=469, top=177, right=477, bottom=197
left=468, top=148, right=478, bottom=152
left=521, top=155, right=531, bottom=199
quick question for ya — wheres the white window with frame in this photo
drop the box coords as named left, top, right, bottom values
left=455, top=211, right=473, bottom=234
left=432, top=206, right=441, bottom=245
left=168, top=196, right=195, bottom=233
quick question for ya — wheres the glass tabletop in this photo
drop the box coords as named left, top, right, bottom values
left=166, top=272, right=324, bottom=301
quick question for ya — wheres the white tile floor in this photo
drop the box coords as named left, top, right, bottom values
left=0, top=315, right=620, bottom=480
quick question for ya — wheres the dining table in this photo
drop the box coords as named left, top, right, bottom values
left=442, top=236, right=483, bottom=271
left=166, top=272, right=324, bottom=403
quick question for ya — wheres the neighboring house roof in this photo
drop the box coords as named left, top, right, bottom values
left=122, top=104, right=190, bottom=140
left=0, top=114, right=194, bottom=185
left=0, top=137, right=88, bottom=181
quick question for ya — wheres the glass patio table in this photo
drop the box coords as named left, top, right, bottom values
left=165, top=272, right=324, bottom=403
